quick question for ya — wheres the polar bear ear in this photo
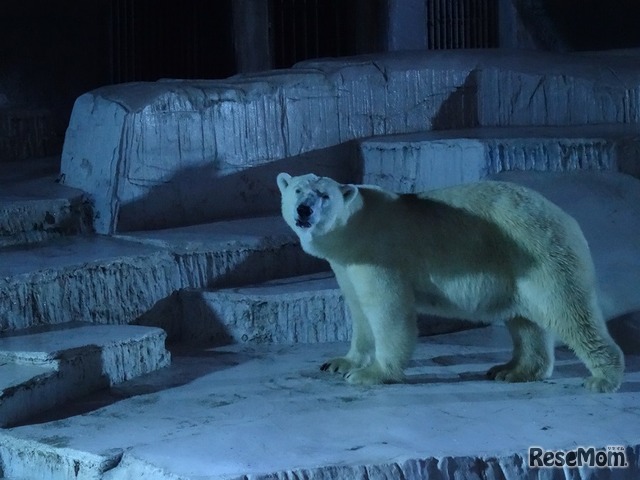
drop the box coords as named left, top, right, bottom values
left=340, top=184, right=358, bottom=204
left=276, top=173, right=292, bottom=194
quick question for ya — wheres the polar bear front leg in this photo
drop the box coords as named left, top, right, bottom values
left=321, top=264, right=374, bottom=375
left=487, top=316, right=554, bottom=383
left=341, top=266, right=418, bottom=385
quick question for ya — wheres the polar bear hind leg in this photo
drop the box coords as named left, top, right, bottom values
left=516, top=275, right=624, bottom=393
left=549, top=310, right=624, bottom=393
left=487, top=316, right=554, bottom=383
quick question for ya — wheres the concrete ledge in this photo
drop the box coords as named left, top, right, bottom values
left=105, top=448, right=640, bottom=480
left=0, top=434, right=122, bottom=480
left=359, top=124, right=640, bottom=192
left=1, top=326, right=638, bottom=479
left=181, top=272, right=478, bottom=346
left=60, top=50, right=640, bottom=234
left=0, top=236, right=175, bottom=331
left=0, top=175, right=92, bottom=247
left=180, top=272, right=348, bottom=345
left=0, top=216, right=324, bottom=332
left=0, top=323, right=170, bottom=427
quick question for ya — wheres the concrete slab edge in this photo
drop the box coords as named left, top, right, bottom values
left=0, top=178, right=93, bottom=248
left=2, top=440, right=637, bottom=480
left=0, top=327, right=170, bottom=427
left=181, top=281, right=480, bottom=346
left=359, top=133, right=631, bottom=193
left=99, top=328, right=171, bottom=384
left=230, top=446, right=640, bottom=480
left=1, top=240, right=324, bottom=333
left=0, top=432, right=122, bottom=480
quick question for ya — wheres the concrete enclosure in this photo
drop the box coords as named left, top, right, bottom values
left=60, top=50, right=640, bottom=234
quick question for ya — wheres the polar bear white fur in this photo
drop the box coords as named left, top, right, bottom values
left=276, top=172, right=624, bottom=393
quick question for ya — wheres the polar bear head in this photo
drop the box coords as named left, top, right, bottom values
left=276, top=173, right=358, bottom=236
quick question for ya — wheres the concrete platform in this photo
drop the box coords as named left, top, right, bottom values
left=179, top=272, right=348, bottom=345
left=0, top=172, right=92, bottom=247
left=60, top=49, right=640, bottom=234
left=181, top=272, right=478, bottom=347
left=0, top=326, right=638, bottom=479
left=0, top=235, right=172, bottom=331
left=0, top=323, right=169, bottom=428
left=360, top=124, right=640, bottom=193
left=0, top=216, right=324, bottom=332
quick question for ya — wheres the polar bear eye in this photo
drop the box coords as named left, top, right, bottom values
left=295, top=188, right=301, bottom=194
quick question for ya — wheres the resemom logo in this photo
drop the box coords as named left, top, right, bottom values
left=529, top=446, right=628, bottom=469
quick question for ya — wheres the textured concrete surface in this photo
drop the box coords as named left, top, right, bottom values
left=180, top=272, right=348, bottom=345
left=0, top=235, right=173, bottom=331
left=0, top=323, right=169, bottom=427
left=360, top=124, right=640, bottom=193
left=181, top=272, right=478, bottom=347
left=0, top=173, right=92, bottom=247
left=0, top=326, right=638, bottom=480
left=0, top=216, right=323, bottom=332
left=60, top=49, right=640, bottom=234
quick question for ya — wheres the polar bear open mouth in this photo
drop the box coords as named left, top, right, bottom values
left=295, top=203, right=314, bottom=228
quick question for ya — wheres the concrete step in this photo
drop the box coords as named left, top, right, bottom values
left=0, top=216, right=325, bottom=334
left=178, top=171, right=640, bottom=350
left=180, top=272, right=477, bottom=346
left=0, top=322, right=170, bottom=427
left=359, top=124, right=640, bottom=192
left=0, top=170, right=92, bottom=247
left=61, top=49, right=640, bottom=234
left=0, top=326, right=638, bottom=479
left=180, top=272, right=348, bottom=345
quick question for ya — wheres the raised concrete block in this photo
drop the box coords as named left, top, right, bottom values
left=0, top=323, right=170, bottom=427
left=476, top=52, right=640, bottom=126
left=181, top=272, right=478, bottom=346
left=0, top=216, right=324, bottom=333
left=0, top=434, right=121, bottom=480
left=0, top=235, right=175, bottom=331
left=359, top=125, right=640, bottom=192
left=61, top=75, right=360, bottom=234
left=62, top=50, right=640, bottom=234
left=360, top=133, right=488, bottom=192
left=180, top=272, right=349, bottom=345
left=0, top=173, right=92, bottom=247
left=1, top=326, right=638, bottom=479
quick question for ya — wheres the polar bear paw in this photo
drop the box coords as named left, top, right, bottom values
left=486, top=362, right=548, bottom=383
left=583, top=376, right=620, bottom=393
left=344, top=364, right=404, bottom=386
left=320, top=357, right=359, bottom=375
left=344, top=366, right=385, bottom=385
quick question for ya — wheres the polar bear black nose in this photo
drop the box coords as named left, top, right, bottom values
left=297, top=204, right=313, bottom=218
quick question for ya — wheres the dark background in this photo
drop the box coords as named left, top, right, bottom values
left=1, top=0, right=639, bottom=160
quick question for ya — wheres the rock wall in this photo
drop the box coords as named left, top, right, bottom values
left=60, top=49, right=640, bottom=234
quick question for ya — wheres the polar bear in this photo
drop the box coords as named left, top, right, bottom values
left=276, top=172, right=625, bottom=393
